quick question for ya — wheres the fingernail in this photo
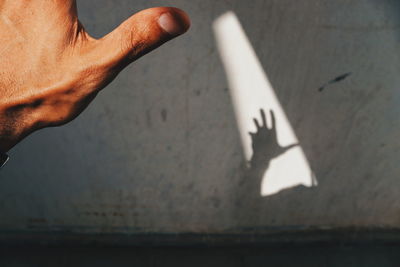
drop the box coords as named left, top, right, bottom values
left=158, top=13, right=185, bottom=36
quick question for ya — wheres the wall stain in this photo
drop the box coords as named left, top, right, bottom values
left=161, top=109, right=168, bottom=122
left=146, top=109, right=152, bottom=128
left=84, top=211, right=124, bottom=218
left=319, top=72, right=352, bottom=92
left=27, top=218, right=48, bottom=225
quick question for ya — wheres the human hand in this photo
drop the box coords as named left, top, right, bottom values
left=0, top=1, right=190, bottom=153
left=249, top=109, right=297, bottom=167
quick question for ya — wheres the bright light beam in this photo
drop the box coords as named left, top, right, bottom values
left=213, top=12, right=317, bottom=196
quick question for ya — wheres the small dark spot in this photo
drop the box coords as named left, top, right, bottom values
left=186, top=183, right=194, bottom=191
left=161, top=109, right=167, bottom=122
left=381, top=143, right=386, bottom=147
left=319, top=72, right=352, bottom=92
left=224, top=88, right=229, bottom=92
left=195, top=90, right=201, bottom=96
left=210, top=197, right=221, bottom=208
left=28, top=218, right=47, bottom=224
left=146, top=109, right=152, bottom=128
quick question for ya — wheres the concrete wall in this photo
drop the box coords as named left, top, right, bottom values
left=0, top=0, right=399, bottom=235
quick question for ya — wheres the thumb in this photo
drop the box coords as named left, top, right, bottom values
left=93, top=7, right=190, bottom=70
left=282, top=143, right=298, bottom=153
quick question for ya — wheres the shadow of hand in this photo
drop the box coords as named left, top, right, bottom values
left=249, top=109, right=298, bottom=169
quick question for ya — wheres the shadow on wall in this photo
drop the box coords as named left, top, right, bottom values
left=214, top=0, right=400, bottom=230
left=214, top=12, right=317, bottom=199
left=214, top=10, right=319, bottom=228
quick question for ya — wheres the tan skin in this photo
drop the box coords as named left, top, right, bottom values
left=0, top=1, right=190, bottom=153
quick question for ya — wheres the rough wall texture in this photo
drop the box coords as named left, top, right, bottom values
left=0, top=0, right=399, bottom=234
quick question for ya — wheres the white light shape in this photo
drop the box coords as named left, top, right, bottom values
left=213, top=12, right=317, bottom=196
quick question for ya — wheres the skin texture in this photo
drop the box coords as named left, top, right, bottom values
left=0, top=1, right=190, bottom=153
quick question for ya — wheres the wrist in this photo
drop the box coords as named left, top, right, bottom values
left=0, top=136, right=17, bottom=153
left=0, top=106, right=36, bottom=153
left=0, top=123, right=33, bottom=153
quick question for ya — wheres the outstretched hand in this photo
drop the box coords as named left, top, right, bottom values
left=0, top=1, right=190, bottom=152
left=249, top=109, right=297, bottom=167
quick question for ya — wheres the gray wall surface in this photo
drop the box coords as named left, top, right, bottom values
left=1, top=0, right=399, bottom=234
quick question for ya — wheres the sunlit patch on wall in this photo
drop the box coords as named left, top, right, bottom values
left=213, top=12, right=317, bottom=196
